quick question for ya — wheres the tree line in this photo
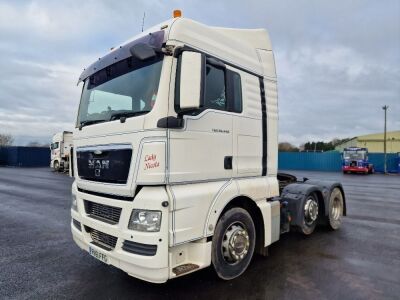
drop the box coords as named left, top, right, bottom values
left=0, top=133, right=49, bottom=147
left=279, top=138, right=350, bottom=152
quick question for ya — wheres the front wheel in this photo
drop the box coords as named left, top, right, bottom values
left=327, top=188, right=344, bottom=230
left=212, top=208, right=255, bottom=280
left=53, top=161, right=60, bottom=172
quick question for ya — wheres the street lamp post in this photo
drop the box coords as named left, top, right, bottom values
left=382, top=105, right=389, bottom=174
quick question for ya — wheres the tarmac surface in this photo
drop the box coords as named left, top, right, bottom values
left=0, top=167, right=399, bottom=299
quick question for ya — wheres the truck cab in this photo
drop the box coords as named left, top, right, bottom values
left=342, top=147, right=374, bottom=174
left=50, top=131, right=73, bottom=171
left=70, top=14, right=346, bottom=283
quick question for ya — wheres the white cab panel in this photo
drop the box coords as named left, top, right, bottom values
left=136, top=141, right=167, bottom=184
left=168, top=111, right=232, bottom=183
left=170, top=181, right=228, bottom=244
left=233, top=72, right=262, bottom=177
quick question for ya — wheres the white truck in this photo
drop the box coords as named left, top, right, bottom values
left=70, top=12, right=346, bottom=283
left=50, top=131, right=73, bottom=171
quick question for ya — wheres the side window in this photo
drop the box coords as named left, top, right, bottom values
left=175, top=53, right=243, bottom=114
left=204, top=64, right=226, bottom=110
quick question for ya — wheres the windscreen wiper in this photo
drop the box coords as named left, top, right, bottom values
left=110, top=111, right=151, bottom=122
left=79, top=119, right=106, bottom=130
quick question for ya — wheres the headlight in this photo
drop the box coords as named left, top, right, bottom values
left=128, top=210, right=162, bottom=232
left=71, top=193, right=78, bottom=211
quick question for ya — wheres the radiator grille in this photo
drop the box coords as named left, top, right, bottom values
left=84, top=200, right=122, bottom=224
left=86, top=227, right=117, bottom=250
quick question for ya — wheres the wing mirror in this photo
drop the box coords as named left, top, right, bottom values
left=179, top=52, right=203, bottom=110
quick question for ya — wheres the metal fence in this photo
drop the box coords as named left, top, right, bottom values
left=0, top=146, right=398, bottom=172
left=0, top=146, right=50, bottom=167
left=278, top=152, right=399, bottom=173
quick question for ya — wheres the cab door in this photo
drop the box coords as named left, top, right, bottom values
left=168, top=60, right=233, bottom=183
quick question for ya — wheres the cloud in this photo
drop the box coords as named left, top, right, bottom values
left=0, top=0, right=399, bottom=146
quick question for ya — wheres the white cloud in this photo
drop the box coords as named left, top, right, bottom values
left=0, top=0, right=399, bottom=146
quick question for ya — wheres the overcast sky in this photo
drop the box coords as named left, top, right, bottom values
left=0, top=0, right=399, bottom=146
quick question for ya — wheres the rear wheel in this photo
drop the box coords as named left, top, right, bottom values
left=212, top=208, right=255, bottom=280
left=327, top=188, right=344, bottom=230
left=299, top=193, right=319, bottom=235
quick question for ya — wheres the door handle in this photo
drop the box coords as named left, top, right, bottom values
left=224, top=156, right=233, bottom=170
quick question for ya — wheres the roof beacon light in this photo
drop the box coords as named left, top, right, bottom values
left=173, top=10, right=182, bottom=18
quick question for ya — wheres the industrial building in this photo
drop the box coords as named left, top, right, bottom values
left=335, top=130, right=400, bottom=153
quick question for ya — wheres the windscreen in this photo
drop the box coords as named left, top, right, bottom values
left=77, top=54, right=163, bottom=127
left=51, top=142, right=59, bottom=150
left=344, top=150, right=366, bottom=160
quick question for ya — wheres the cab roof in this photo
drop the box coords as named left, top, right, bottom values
left=79, top=17, right=273, bottom=82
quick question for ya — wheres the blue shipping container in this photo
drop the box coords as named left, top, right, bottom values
left=0, top=146, right=50, bottom=167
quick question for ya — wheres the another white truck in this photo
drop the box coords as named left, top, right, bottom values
left=70, top=12, right=346, bottom=283
left=50, top=131, right=73, bottom=172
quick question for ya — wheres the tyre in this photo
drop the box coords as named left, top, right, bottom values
left=299, top=193, right=319, bottom=235
left=212, top=207, right=255, bottom=280
left=327, top=188, right=344, bottom=230
left=54, top=161, right=60, bottom=172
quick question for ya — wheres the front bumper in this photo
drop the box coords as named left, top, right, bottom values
left=71, top=184, right=170, bottom=283
left=342, top=166, right=368, bottom=172
left=71, top=223, right=169, bottom=283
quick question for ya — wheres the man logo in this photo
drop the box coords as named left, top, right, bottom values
left=88, top=159, right=95, bottom=169
left=88, top=159, right=110, bottom=177
left=95, top=160, right=102, bottom=169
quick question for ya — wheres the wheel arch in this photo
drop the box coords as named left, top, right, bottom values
left=281, top=183, right=325, bottom=227
left=301, top=180, right=347, bottom=217
left=53, top=160, right=59, bottom=169
left=313, top=189, right=326, bottom=219
left=214, top=195, right=266, bottom=256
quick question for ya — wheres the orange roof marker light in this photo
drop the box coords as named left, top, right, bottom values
left=173, top=9, right=182, bottom=18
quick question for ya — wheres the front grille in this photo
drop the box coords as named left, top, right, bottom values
left=84, top=200, right=122, bottom=224
left=77, top=146, right=132, bottom=184
left=86, top=226, right=117, bottom=250
left=122, top=240, right=157, bottom=256
left=78, top=188, right=134, bottom=201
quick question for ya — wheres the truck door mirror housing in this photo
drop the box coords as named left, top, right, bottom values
left=179, top=51, right=203, bottom=110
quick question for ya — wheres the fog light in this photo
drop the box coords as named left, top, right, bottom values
left=128, top=210, right=161, bottom=232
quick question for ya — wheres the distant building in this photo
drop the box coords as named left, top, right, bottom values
left=335, top=130, right=400, bottom=153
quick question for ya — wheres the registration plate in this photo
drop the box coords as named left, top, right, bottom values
left=89, top=246, right=109, bottom=264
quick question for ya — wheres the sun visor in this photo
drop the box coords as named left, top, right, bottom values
left=78, top=30, right=165, bottom=84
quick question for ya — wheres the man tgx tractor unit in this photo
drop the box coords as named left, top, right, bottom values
left=50, top=131, right=73, bottom=172
left=342, top=147, right=374, bottom=174
left=70, top=12, right=346, bottom=283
